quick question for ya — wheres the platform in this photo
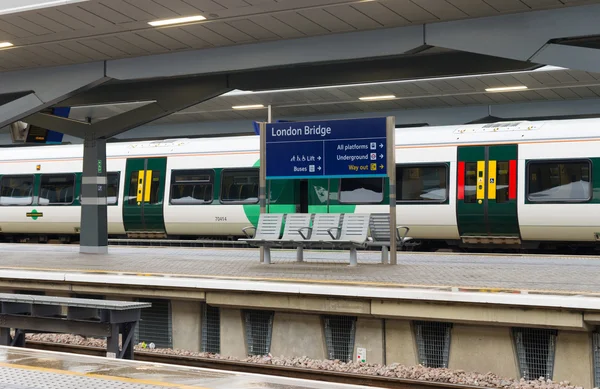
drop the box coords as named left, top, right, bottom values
left=0, top=244, right=599, bottom=294
left=0, top=346, right=360, bottom=389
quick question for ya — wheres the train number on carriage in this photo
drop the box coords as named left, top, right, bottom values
left=215, top=217, right=227, bottom=222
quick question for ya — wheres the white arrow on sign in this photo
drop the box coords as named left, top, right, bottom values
left=379, top=143, right=384, bottom=148
left=379, top=154, right=384, bottom=158
left=318, top=166, right=322, bottom=171
left=317, top=156, right=322, bottom=160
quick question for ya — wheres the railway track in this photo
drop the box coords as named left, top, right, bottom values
left=26, top=341, right=483, bottom=389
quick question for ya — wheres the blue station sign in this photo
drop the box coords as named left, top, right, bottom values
left=266, top=117, right=388, bottom=179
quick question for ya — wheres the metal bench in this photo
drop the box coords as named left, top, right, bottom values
left=240, top=213, right=285, bottom=263
left=327, top=213, right=371, bottom=266
left=0, top=293, right=150, bottom=359
left=368, top=213, right=414, bottom=264
left=280, top=213, right=312, bottom=262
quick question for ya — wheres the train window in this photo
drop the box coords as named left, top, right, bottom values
left=0, top=175, right=34, bottom=206
left=527, top=160, right=591, bottom=202
left=220, top=169, right=259, bottom=204
left=170, top=169, right=214, bottom=205
left=496, top=162, right=509, bottom=203
left=397, top=164, right=448, bottom=203
left=39, top=174, right=75, bottom=205
left=339, top=178, right=384, bottom=204
left=464, top=162, right=477, bottom=203
left=148, top=171, right=161, bottom=205
left=107, top=172, right=119, bottom=205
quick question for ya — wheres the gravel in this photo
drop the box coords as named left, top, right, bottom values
left=25, top=333, right=588, bottom=389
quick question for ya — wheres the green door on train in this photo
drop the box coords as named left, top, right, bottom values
left=123, top=157, right=167, bottom=235
left=456, top=145, right=520, bottom=241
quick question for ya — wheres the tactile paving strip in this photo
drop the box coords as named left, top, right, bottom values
left=0, top=366, right=168, bottom=389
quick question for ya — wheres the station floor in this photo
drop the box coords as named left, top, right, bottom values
left=0, top=346, right=357, bottom=389
left=0, top=243, right=599, bottom=295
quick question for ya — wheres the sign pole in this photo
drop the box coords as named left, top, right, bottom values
left=387, top=116, right=397, bottom=265
left=259, top=121, right=267, bottom=264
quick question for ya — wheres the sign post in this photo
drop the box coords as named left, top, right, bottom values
left=386, top=116, right=397, bottom=265
left=259, top=121, right=267, bottom=264
left=260, top=117, right=397, bottom=265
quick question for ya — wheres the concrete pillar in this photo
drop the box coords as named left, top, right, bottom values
left=80, top=132, right=108, bottom=254
left=448, top=325, right=519, bottom=379
left=220, top=308, right=247, bottom=359
left=385, top=319, right=417, bottom=366
left=270, top=312, right=326, bottom=359
left=553, top=331, right=593, bottom=388
left=171, top=300, right=201, bottom=352
left=353, top=318, right=384, bottom=365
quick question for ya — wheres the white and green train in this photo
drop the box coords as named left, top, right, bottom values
left=1, top=117, right=599, bottom=252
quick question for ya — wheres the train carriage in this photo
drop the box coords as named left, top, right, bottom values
left=0, top=118, right=599, bottom=252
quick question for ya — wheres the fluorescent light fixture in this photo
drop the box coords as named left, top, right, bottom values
left=232, top=104, right=265, bottom=110
left=485, top=85, right=528, bottom=92
left=0, top=0, right=88, bottom=15
left=0, top=42, right=13, bottom=49
left=359, top=95, right=396, bottom=101
left=149, top=15, right=206, bottom=27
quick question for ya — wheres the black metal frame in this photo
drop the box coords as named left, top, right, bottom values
left=0, top=295, right=148, bottom=360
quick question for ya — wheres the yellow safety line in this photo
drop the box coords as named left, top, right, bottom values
left=0, top=361, right=206, bottom=388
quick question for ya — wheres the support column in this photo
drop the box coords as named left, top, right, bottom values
left=80, top=132, right=108, bottom=254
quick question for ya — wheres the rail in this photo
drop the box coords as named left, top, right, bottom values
left=27, top=341, right=485, bottom=389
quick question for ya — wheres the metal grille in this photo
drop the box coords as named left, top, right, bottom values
left=593, top=332, right=600, bottom=387
left=244, top=310, right=274, bottom=356
left=135, top=298, right=172, bottom=349
left=513, top=327, right=557, bottom=380
left=414, top=321, right=452, bottom=368
left=201, top=304, right=220, bottom=354
left=323, top=315, right=356, bottom=362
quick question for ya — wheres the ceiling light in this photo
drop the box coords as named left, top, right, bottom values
left=149, top=15, right=206, bottom=27
left=232, top=104, right=265, bottom=110
left=359, top=95, right=396, bottom=101
left=0, top=42, right=13, bottom=49
left=485, top=85, right=528, bottom=92
left=0, top=0, right=88, bottom=16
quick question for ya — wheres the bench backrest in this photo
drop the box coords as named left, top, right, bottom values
left=282, top=213, right=311, bottom=241
left=308, top=213, right=341, bottom=242
left=339, top=213, right=370, bottom=243
left=254, top=213, right=284, bottom=240
left=369, top=213, right=392, bottom=242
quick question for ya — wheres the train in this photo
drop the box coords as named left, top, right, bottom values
left=0, top=117, right=599, bottom=253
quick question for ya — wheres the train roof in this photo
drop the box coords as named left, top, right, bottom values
left=1, top=118, right=600, bottom=161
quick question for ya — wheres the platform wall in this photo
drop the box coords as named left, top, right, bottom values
left=6, top=287, right=597, bottom=388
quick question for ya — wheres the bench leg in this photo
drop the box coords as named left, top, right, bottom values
left=106, top=324, right=119, bottom=358
left=121, top=322, right=136, bottom=360
left=0, top=328, right=10, bottom=346
left=381, top=246, right=388, bottom=265
left=11, top=330, right=25, bottom=347
left=296, top=246, right=304, bottom=262
left=264, top=247, right=271, bottom=265
left=349, top=248, right=358, bottom=267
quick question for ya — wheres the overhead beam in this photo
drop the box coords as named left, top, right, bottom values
left=24, top=113, right=89, bottom=138
left=0, top=62, right=108, bottom=129
left=229, top=51, right=535, bottom=91
left=106, top=26, right=424, bottom=80
left=28, top=75, right=231, bottom=140
left=531, top=44, right=600, bottom=74
left=426, top=3, right=600, bottom=72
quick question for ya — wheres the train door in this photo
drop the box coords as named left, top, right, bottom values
left=297, top=179, right=309, bottom=213
left=123, top=157, right=167, bottom=235
left=456, top=144, right=520, bottom=243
